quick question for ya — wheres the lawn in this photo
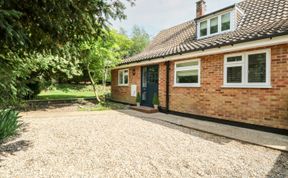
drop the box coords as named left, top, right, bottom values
left=36, top=84, right=110, bottom=100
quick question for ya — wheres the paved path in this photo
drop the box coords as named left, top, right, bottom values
left=0, top=109, right=287, bottom=177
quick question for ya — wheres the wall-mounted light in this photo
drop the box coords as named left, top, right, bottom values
left=132, top=68, right=136, bottom=76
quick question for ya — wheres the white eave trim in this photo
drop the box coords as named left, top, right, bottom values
left=114, top=35, right=288, bottom=69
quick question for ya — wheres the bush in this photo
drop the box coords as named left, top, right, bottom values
left=136, top=92, right=141, bottom=103
left=0, top=109, right=21, bottom=141
left=24, top=81, right=42, bottom=100
left=152, top=94, right=159, bottom=105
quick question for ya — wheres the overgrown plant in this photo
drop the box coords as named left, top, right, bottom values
left=136, top=92, right=141, bottom=103
left=152, top=94, right=159, bottom=106
left=0, top=109, right=21, bottom=142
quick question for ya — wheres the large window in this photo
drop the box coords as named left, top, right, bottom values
left=198, top=11, right=233, bottom=38
left=224, top=49, right=271, bottom=88
left=174, top=59, right=201, bottom=87
left=118, top=69, right=129, bottom=86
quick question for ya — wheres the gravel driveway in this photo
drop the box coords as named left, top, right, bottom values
left=0, top=109, right=287, bottom=177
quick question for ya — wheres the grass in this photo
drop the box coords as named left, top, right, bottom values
left=36, top=84, right=110, bottom=100
left=79, top=101, right=128, bottom=111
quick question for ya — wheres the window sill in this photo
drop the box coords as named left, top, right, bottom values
left=118, top=84, right=129, bottom=87
left=221, top=85, right=272, bottom=89
left=173, top=84, right=201, bottom=88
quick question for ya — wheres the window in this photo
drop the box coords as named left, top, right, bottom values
left=174, top=59, right=201, bottom=87
left=200, top=21, right=208, bottom=37
left=197, top=11, right=233, bottom=38
left=210, top=17, right=219, bottom=34
left=221, top=13, right=231, bottom=31
left=224, top=49, right=271, bottom=88
left=118, top=69, right=129, bottom=86
left=248, top=53, right=266, bottom=83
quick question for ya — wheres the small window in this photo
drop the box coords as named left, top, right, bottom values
left=118, top=69, right=129, bottom=86
left=174, top=59, right=201, bottom=87
left=221, top=13, right=231, bottom=31
left=227, top=56, right=242, bottom=62
left=225, top=55, right=244, bottom=85
left=198, top=11, right=233, bottom=39
left=210, top=17, right=219, bottom=34
left=224, top=49, right=271, bottom=88
left=200, top=21, right=208, bottom=37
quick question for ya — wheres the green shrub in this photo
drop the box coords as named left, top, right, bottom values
left=0, top=109, right=21, bottom=141
left=153, top=94, right=159, bottom=105
left=25, top=81, right=42, bottom=100
left=136, top=92, right=141, bottom=103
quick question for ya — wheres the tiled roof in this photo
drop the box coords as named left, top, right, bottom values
left=121, top=0, right=288, bottom=65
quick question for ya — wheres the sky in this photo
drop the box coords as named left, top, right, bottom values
left=112, top=0, right=242, bottom=37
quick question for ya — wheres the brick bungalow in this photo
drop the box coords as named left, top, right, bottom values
left=111, top=0, right=288, bottom=134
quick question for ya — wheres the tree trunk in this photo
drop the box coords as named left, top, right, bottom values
left=102, top=67, right=108, bottom=101
left=87, top=64, right=101, bottom=102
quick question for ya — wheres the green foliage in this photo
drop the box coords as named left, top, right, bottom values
left=80, top=30, right=132, bottom=101
left=136, top=92, right=141, bottom=103
left=152, top=94, right=159, bottom=105
left=81, top=30, right=132, bottom=82
left=0, top=109, right=21, bottom=141
left=25, top=81, right=41, bottom=100
left=0, top=0, right=135, bottom=53
left=0, top=0, right=134, bottom=108
left=127, top=25, right=150, bottom=57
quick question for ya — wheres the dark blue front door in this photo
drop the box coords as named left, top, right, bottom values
left=141, top=65, right=159, bottom=107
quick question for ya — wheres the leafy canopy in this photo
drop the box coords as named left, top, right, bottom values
left=0, top=0, right=134, bottom=107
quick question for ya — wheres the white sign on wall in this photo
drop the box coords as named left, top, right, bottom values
left=131, top=84, right=137, bottom=97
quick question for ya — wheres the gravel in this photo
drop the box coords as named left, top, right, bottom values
left=0, top=109, right=287, bottom=177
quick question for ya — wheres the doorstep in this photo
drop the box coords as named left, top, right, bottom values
left=124, top=110, right=288, bottom=152
left=130, top=106, right=158, bottom=114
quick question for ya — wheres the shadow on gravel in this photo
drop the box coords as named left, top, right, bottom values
left=0, top=140, right=32, bottom=157
left=118, top=110, right=233, bottom=145
left=0, top=122, right=32, bottom=162
left=266, top=152, right=288, bottom=178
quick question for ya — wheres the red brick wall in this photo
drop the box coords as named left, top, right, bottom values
left=111, top=66, right=141, bottom=104
left=166, top=44, right=288, bottom=129
left=111, top=44, right=288, bottom=129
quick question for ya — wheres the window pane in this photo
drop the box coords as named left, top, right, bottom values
left=227, top=66, right=242, bottom=83
left=142, top=91, right=146, bottom=101
left=200, top=21, right=207, bottom=37
left=248, top=53, right=266, bottom=83
left=227, top=56, right=242, bottom=62
left=176, top=70, right=198, bottom=84
left=176, top=61, right=198, bottom=68
left=221, top=13, right=231, bottom=31
left=119, top=71, right=123, bottom=84
left=210, top=17, right=218, bottom=34
left=124, top=74, right=128, bottom=84
left=142, top=67, right=147, bottom=87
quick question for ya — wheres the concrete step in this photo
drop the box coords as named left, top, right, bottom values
left=130, top=106, right=158, bottom=113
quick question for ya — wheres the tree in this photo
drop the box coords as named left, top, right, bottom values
left=80, top=30, right=132, bottom=102
left=128, top=25, right=150, bottom=57
left=0, top=0, right=134, bottom=107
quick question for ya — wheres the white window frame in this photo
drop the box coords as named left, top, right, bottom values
left=197, top=10, right=235, bottom=39
left=174, top=59, right=201, bottom=87
left=223, top=49, right=271, bottom=88
left=118, top=69, right=129, bottom=86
